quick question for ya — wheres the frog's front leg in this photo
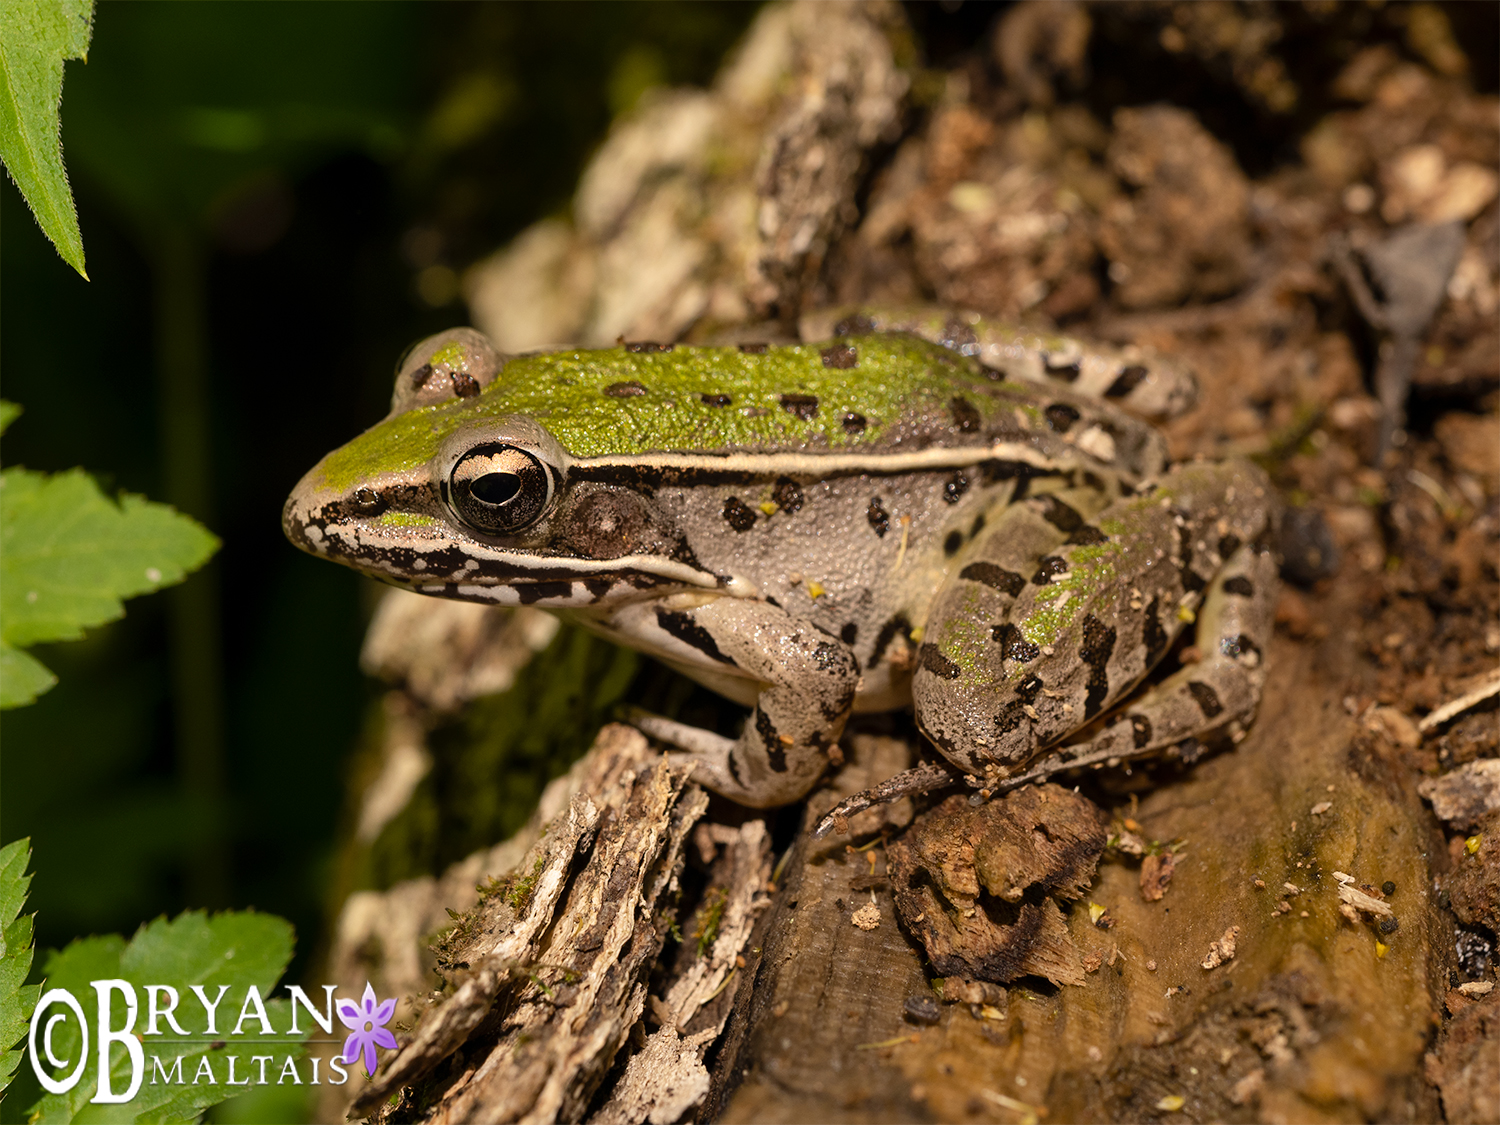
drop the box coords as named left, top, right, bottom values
left=995, top=535, right=1278, bottom=790
left=608, top=596, right=860, bottom=807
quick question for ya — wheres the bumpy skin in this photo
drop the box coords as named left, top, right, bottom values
left=912, top=457, right=1276, bottom=780
left=283, top=312, right=1276, bottom=807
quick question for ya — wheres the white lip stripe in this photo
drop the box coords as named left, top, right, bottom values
left=406, top=548, right=718, bottom=588
left=410, top=580, right=617, bottom=607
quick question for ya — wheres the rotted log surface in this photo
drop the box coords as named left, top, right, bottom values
left=709, top=606, right=1451, bottom=1124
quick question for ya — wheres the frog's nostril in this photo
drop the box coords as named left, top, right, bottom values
left=472, top=473, right=522, bottom=506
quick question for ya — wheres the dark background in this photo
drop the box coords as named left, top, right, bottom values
left=1, top=0, right=757, bottom=993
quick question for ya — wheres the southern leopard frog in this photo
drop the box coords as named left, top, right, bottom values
left=284, top=309, right=1277, bottom=807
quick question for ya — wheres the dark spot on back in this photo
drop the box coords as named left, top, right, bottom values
left=840, top=622, right=858, bottom=645
left=962, top=562, right=1026, bottom=596
left=1043, top=354, right=1081, bottom=381
left=944, top=472, right=970, bottom=504
left=943, top=530, right=963, bottom=556
left=449, top=370, right=479, bottom=397
left=1218, top=534, right=1241, bottom=559
left=726, top=748, right=744, bottom=787
left=832, top=313, right=877, bottom=336
left=992, top=623, right=1041, bottom=662
left=737, top=342, right=768, bottom=354
left=623, top=340, right=672, bottom=353
left=780, top=393, right=819, bottom=420
left=1104, top=364, right=1148, bottom=398
left=1068, top=525, right=1109, bottom=546
left=1040, top=495, right=1083, bottom=532
left=1080, top=614, right=1116, bottom=719
left=1187, top=681, right=1223, bottom=719
left=605, top=380, right=648, bottom=398
left=949, top=396, right=981, bottom=433
left=773, top=477, right=805, bottom=515
left=867, top=497, right=890, bottom=537
left=820, top=345, right=857, bottom=370
left=722, top=496, right=757, bottom=531
left=970, top=512, right=986, bottom=538
left=410, top=362, right=434, bottom=388
left=1031, top=556, right=1068, bottom=585
left=1044, top=403, right=1081, bottom=433
left=842, top=412, right=867, bottom=434
left=700, top=392, right=733, bottom=407
left=1223, top=575, right=1255, bottom=597
left=918, top=644, right=961, bottom=681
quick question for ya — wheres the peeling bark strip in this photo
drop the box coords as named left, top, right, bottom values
left=357, top=731, right=710, bottom=1123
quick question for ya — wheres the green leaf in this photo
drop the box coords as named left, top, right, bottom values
left=0, top=467, right=219, bottom=706
left=0, top=0, right=93, bottom=277
left=0, top=401, right=21, bottom=437
left=0, top=641, right=56, bottom=708
left=26, top=911, right=308, bottom=1123
left=0, top=839, right=38, bottom=1097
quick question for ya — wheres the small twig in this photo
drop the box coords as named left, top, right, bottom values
left=813, top=759, right=965, bottom=838
left=853, top=1033, right=920, bottom=1050
left=1419, top=669, right=1500, bottom=733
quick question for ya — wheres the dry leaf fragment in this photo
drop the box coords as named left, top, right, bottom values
left=1140, top=851, right=1177, bottom=902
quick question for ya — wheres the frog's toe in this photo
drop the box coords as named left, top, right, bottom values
left=628, top=710, right=737, bottom=757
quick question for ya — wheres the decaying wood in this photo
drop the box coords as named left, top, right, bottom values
left=357, top=727, right=709, bottom=1123
left=709, top=623, right=1455, bottom=1123
left=327, top=724, right=774, bottom=1125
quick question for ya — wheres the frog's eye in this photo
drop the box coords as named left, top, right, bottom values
left=447, top=443, right=553, bottom=534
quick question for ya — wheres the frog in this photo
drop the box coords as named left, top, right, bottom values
left=283, top=308, right=1278, bottom=810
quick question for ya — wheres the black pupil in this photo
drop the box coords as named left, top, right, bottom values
left=471, top=472, right=522, bottom=505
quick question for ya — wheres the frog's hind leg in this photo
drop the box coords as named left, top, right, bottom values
left=911, top=485, right=1108, bottom=771
left=996, top=537, right=1278, bottom=792
left=613, top=597, right=860, bottom=808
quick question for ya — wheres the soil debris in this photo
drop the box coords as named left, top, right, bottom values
left=1200, top=926, right=1239, bottom=970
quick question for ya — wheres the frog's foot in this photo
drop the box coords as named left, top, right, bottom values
left=623, top=712, right=744, bottom=795
left=996, top=535, right=1279, bottom=791
left=812, top=759, right=968, bottom=839
left=611, top=598, right=860, bottom=808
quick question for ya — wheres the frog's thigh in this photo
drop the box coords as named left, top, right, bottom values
left=912, top=492, right=1091, bottom=769
left=1009, top=541, right=1278, bottom=786
left=622, top=598, right=859, bottom=808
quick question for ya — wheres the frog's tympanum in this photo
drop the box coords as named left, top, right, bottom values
left=285, top=310, right=1278, bottom=808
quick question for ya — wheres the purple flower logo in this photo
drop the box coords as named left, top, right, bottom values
left=337, top=982, right=398, bottom=1078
